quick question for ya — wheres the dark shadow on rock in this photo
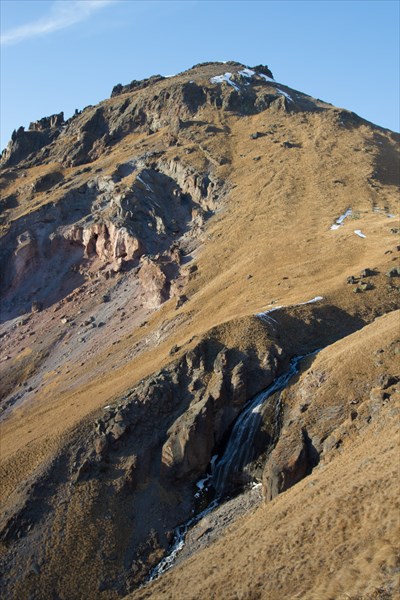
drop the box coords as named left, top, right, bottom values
left=273, top=303, right=367, bottom=360
left=0, top=193, right=18, bottom=211
left=301, top=426, right=320, bottom=473
left=370, top=131, right=400, bottom=189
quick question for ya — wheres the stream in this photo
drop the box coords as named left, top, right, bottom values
left=148, top=352, right=316, bottom=582
left=211, top=354, right=308, bottom=496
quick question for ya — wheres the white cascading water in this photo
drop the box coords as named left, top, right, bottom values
left=211, top=354, right=307, bottom=497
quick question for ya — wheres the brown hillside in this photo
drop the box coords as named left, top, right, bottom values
left=0, top=61, right=399, bottom=599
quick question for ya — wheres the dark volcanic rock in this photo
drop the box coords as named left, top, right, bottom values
left=29, top=112, right=65, bottom=131
left=111, top=75, right=166, bottom=97
left=251, top=64, right=274, bottom=79
left=1, top=126, right=60, bottom=167
left=262, top=428, right=320, bottom=501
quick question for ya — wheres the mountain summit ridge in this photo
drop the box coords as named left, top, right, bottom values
left=1, top=60, right=369, bottom=170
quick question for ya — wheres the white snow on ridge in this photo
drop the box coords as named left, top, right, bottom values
left=256, top=306, right=283, bottom=319
left=210, top=70, right=296, bottom=103
left=354, top=230, right=366, bottom=238
left=210, top=72, right=240, bottom=91
left=277, top=88, right=293, bottom=102
left=258, top=73, right=275, bottom=83
left=299, top=296, right=324, bottom=305
left=330, top=208, right=352, bottom=230
left=256, top=296, right=324, bottom=323
left=238, top=68, right=255, bottom=78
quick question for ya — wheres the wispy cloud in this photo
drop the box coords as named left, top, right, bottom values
left=1, top=0, right=115, bottom=46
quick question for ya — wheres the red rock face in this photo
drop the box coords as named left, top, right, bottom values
left=66, top=221, right=142, bottom=263
left=138, top=257, right=169, bottom=308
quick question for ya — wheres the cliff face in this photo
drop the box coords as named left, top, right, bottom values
left=0, top=61, right=399, bottom=600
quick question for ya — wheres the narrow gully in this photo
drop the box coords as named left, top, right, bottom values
left=147, top=351, right=318, bottom=583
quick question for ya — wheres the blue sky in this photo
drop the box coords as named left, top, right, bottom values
left=1, top=0, right=399, bottom=150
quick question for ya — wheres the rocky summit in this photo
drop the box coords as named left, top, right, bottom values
left=0, top=61, right=399, bottom=600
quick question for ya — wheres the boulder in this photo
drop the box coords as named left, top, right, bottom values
left=386, top=267, right=400, bottom=278
left=138, top=258, right=169, bottom=308
left=94, top=435, right=108, bottom=456
left=108, top=421, right=128, bottom=441
left=161, top=394, right=215, bottom=478
left=262, top=428, right=320, bottom=502
left=251, top=64, right=274, bottom=79
left=346, top=275, right=357, bottom=284
left=31, top=301, right=43, bottom=313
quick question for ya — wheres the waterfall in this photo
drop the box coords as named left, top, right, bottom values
left=211, top=354, right=309, bottom=497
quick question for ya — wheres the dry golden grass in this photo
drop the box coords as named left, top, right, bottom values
left=0, top=66, right=399, bottom=599
left=1, top=99, right=398, bottom=493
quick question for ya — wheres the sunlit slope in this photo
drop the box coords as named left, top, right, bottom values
left=130, top=310, right=400, bottom=600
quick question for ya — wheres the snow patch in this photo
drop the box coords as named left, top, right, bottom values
left=354, top=230, right=366, bottom=238
left=256, top=306, right=282, bottom=330
left=195, top=455, right=218, bottom=495
left=195, top=477, right=209, bottom=491
left=277, top=88, right=293, bottom=102
left=330, top=208, right=352, bottom=230
left=256, top=306, right=283, bottom=318
left=238, top=68, right=255, bottom=78
left=136, top=175, right=153, bottom=193
left=210, top=73, right=240, bottom=91
left=258, top=73, right=275, bottom=82
left=256, top=297, right=323, bottom=326
left=299, top=296, right=324, bottom=305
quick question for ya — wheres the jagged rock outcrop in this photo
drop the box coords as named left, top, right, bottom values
left=1, top=113, right=65, bottom=167
left=138, top=257, right=169, bottom=308
left=65, top=220, right=142, bottom=263
left=0, top=158, right=224, bottom=319
left=1, top=62, right=325, bottom=170
left=1, top=126, right=58, bottom=167
left=262, top=427, right=320, bottom=501
left=160, top=347, right=256, bottom=479
left=29, top=112, right=65, bottom=131
left=111, top=75, right=166, bottom=97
